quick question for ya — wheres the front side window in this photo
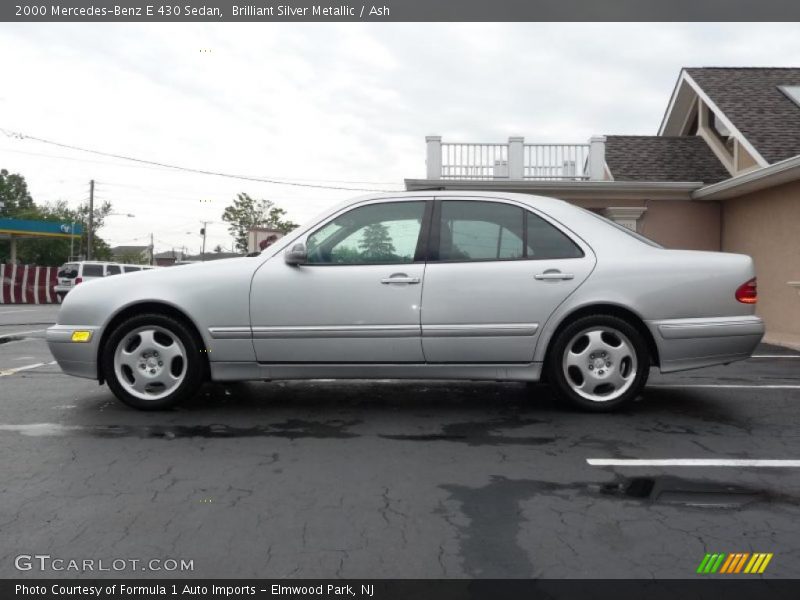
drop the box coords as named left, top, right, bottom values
left=306, top=201, right=426, bottom=265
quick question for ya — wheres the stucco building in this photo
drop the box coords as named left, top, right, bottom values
left=406, top=67, right=800, bottom=348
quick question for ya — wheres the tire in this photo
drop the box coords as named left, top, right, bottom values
left=101, top=313, right=205, bottom=410
left=545, top=314, right=649, bottom=412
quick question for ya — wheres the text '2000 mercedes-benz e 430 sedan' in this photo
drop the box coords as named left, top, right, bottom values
left=47, top=192, right=764, bottom=411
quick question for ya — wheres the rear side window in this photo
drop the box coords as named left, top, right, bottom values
left=124, top=266, right=142, bottom=272
left=434, top=201, right=583, bottom=261
left=438, top=201, right=524, bottom=261
left=82, top=264, right=104, bottom=277
left=106, top=265, right=121, bottom=276
left=58, top=263, right=79, bottom=278
left=526, top=212, right=584, bottom=259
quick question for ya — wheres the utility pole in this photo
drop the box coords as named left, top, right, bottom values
left=87, top=179, right=95, bottom=260
left=149, top=232, right=154, bottom=266
left=200, top=221, right=210, bottom=261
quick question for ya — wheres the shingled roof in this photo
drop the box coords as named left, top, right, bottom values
left=685, top=67, right=800, bottom=164
left=605, top=136, right=730, bottom=183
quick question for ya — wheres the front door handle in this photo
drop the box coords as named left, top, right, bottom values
left=381, top=273, right=421, bottom=285
left=534, top=271, right=574, bottom=281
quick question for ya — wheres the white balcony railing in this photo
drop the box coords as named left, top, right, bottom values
left=426, top=136, right=606, bottom=181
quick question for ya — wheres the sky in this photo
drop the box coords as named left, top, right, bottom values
left=1, top=22, right=799, bottom=254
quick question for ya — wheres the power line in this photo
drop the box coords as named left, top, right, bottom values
left=1, top=127, right=403, bottom=192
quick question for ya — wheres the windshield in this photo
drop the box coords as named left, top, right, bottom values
left=582, top=209, right=663, bottom=248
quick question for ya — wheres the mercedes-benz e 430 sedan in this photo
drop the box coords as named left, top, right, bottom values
left=47, top=192, right=764, bottom=411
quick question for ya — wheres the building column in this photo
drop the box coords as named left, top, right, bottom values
left=9, top=235, right=17, bottom=264
left=603, top=207, right=647, bottom=232
left=589, top=136, right=607, bottom=180
left=426, top=136, right=442, bottom=180
left=508, top=136, right=524, bottom=179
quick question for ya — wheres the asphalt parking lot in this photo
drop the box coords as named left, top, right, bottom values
left=1, top=304, right=799, bottom=579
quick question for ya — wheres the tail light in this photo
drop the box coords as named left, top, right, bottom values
left=75, top=277, right=83, bottom=285
left=735, top=277, right=757, bottom=304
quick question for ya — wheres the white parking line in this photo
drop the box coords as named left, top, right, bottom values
left=0, top=329, right=46, bottom=339
left=588, top=458, right=800, bottom=467
left=0, top=361, right=56, bottom=377
left=649, top=384, right=800, bottom=389
left=751, top=354, right=800, bottom=358
left=0, top=309, right=39, bottom=315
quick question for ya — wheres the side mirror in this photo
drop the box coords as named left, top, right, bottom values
left=284, top=243, right=308, bottom=266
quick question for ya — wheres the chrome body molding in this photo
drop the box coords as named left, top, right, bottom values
left=422, top=323, right=539, bottom=337
left=208, top=327, right=252, bottom=340
left=210, top=323, right=539, bottom=340
left=209, top=361, right=543, bottom=382
left=654, top=316, right=764, bottom=339
left=253, top=325, right=420, bottom=339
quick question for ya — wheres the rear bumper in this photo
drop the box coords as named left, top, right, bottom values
left=647, top=315, right=764, bottom=373
left=46, top=325, right=100, bottom=379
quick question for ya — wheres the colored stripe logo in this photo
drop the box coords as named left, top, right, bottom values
left=696, top=553, right=773, bottom=574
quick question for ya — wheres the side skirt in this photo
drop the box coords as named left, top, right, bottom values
left=209, top=362, right=542, bottom=382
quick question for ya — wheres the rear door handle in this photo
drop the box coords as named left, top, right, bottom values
left=381, top=274, right=421, bottom=284
left=534, top=272, right=574, bottom=281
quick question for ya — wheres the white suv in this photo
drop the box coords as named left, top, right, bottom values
left=55, top=261, right=154, bottom=300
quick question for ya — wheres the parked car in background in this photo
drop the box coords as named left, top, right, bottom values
left=47, top=192, right=764, bottom=412
left=55, top=261, right=154, bottom=300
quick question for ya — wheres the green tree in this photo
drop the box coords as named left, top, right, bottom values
left=221, top=193, right=298, bottom=253
left=213, top=244, right=224, bottom=253
left=358, top=223, right=396, bottom=261
left=0, top=169, right=35, bottom=215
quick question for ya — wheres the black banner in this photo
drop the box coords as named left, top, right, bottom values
left=6, top=580, right=800, bottom=600
left=4, top=0, right=800, bottom=22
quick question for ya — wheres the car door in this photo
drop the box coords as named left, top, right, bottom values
left=421, top=198, right=595, bottom=363
left=249, top=199, right=431, bottom=363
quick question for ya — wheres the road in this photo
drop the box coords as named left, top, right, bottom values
left=1, top=304, right=799, bottom=578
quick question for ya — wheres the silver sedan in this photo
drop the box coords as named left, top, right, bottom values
left=47, top=192, right=764, bottom=411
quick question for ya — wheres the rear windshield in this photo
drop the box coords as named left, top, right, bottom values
left=58, top=263, right=79, bottom=278
left=82, top=264, right=104, bottom=277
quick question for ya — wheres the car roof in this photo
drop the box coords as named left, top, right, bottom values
left=327, top=191, right=578, bottom=220
left=349, top=190, right=570, bottom=205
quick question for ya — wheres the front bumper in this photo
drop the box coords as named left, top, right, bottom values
left=46, top=325, right=101, bottom=379
left=647, top=315, right=765, bottom=373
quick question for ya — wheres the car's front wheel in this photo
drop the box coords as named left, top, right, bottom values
left=546, top=315, right=649, bottom=412
left=101, top=313, right=205, bottom=410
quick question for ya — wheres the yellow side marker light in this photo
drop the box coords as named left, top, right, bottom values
left=71, top=331, right=92, bottom=343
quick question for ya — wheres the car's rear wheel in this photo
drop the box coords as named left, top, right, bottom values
left=546, top=315, right=649, bottom=412
left=101, top=313, right=205, bottom=410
